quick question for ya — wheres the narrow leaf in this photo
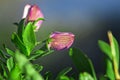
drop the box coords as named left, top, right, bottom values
left=7, top=57, right=14, bottom=72
left=105, top=58, right=115, bottom=80
left=17, top=19, right=25, bottom=40
left=6, top=48, right=14, bottom=56
left=56, top=67, right=72, bottom=80
left=98, top=40, right=112, bottom=60
left=112, top=36, right=119, bottom=68
left=11, top=33, right=27, bottom=56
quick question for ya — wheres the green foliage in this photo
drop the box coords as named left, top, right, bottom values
left=79, top=72, right=94, bottom=80
left=98, top=40, right=112, bottom=60
left=15, top=51, right=43, bottom=80
left=98, top=31, right=120, bottom=80
left=7, top=57, right=14, bottom=72
left=55, top=67, right=72, bottom=80
left=69, top=48, right=97, bottom=80
left=98, top=40, right=115, bottom=79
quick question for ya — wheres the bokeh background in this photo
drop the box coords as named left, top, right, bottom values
left=0, top=0, right=120, bottom=77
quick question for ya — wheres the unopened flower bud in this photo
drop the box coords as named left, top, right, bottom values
left=22, top=4, right=44, bottom=31
left=48, top=32, right=75, bottom=50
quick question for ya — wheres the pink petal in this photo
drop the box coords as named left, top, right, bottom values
left=22, top=4, right=31, bottom=19
left=48, top=32, right=75, bottom=50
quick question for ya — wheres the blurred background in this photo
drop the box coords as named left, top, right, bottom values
left=0, top=0, right=120, bottom=77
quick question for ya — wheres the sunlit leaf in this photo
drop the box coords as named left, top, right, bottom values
left=7, top=57, right=14, bottom=72
left=98, top=40, right=112, bottom=60
left=22, top=22, right=36, bottom=56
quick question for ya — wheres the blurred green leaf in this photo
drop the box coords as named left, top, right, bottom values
left=0, top=50, right=7, bottom=63
left=6, top=48, right=14, bottom=56
left=60, top=76, right=70, bottom=80
left=0, top=60, right=8, bottom=78
left=22, top=22, right=36, bottom=56
left=9, top=64, right=21, bottom=80
left=29, top=50, right=54, bottom=60
left=34, top=64, right=43, bottom=72
left=17, top=19, right=25, bottom=40
left=29, top=50, right=44, bottom=60
left=79, top=72, right=94, bottom=80
left=105, top=58, right=115, bottom=80
left=98, top=40, right=115, bottom=80
left=98, top=40, right=112, bottom=60
left=112, top=36, right=119, bottom=68
left=69, top=48, right=97, bottom=80
left=44, top=71, right=53, bottom=80
left=15, top=51, right=43, bottom=80
left=56, top=67, right=72, bottom=80
left=7, top=57, right=14, bottom=72
left=0, top=74, right=4, bottom=80
left=11, top=33, right=28, bottom=56
left=98, top=74, right=110, bottom=80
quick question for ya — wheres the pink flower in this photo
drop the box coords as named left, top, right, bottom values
left=48, top=32, right=75, bottom=50
left=22, top=4, right=44, bottom=31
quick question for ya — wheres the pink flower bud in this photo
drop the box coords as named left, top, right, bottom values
left=22, top=4, right=44, bottom=31
left=48, top=32, right=75, bottom=50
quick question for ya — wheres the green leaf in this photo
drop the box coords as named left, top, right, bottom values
left=29, top=50, right=54, bottom=60
left=17, top=19, right=25, bottom=40
left=0, top=74, right=4, bottom=80
left=112, top=36, right=119, bottom=68
left=60, top=76, right=70, bottom=80
left=98, top=40, right=112, bottom=60
left=44, top=71, right=53, bottom=80
left=22, top=22, right=36, bottom=56
left=105, top=58, right=115, bottom=80
left=6, top=48, right=14, bottom=56
left=0, top=60, right=8, bottom=78
left=79, top=72, right=94, bottom=80
left=56, top=67, right=72, bottom=80
left=34, top=64, right=43, bottom=72
left=69, top=48, right=97, bottom=80
left=7, top=57, right=14, bottom=72
left=15, top=51, right=44, bottom=80
left=11, top=33, right=28, bottom=56
left=0, top=50, right=7, bottom=63
left=9, top=64, right=22, bottom=80
left=28, top=50, right=44, bottom=60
